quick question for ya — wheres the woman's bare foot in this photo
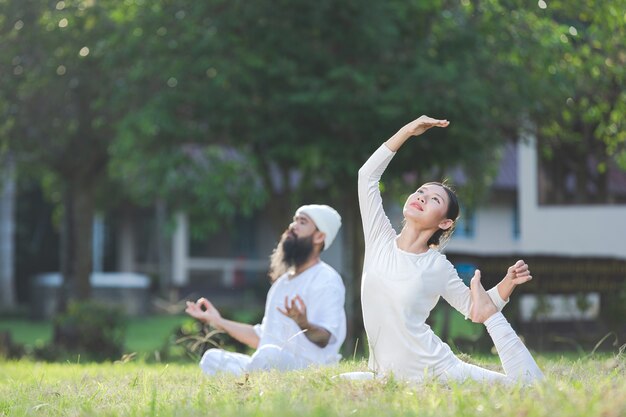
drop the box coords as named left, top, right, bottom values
left=469, top=271, right=498, bottom=323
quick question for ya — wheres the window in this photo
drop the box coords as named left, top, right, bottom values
left=512, top=203, right=520, bottom=240
left=454, top=208, right=475, bottom=238
left=537, top=138, right=626, bottom=205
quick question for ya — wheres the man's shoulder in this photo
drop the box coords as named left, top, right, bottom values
left=272, top=263, right=341, bottom=284
left=317, top=261, right=340, bottom=275
left=316, top=262, right=344, bottom=285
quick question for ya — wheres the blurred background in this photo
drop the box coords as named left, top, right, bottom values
left=0, top=0, right=625, bottom=361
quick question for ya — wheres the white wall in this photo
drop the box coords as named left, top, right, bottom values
left=445, top=204, right=520, bottom=255
left=443, top=136, right=626, bottom=260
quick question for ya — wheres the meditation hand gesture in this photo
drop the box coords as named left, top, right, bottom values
left=401, top=115, right=449, bottom=137
left=505, top=260, right=533, bottom=286
left=277, top=295, right=310, bottom=330
left=185, top=297, right=222, bottom=328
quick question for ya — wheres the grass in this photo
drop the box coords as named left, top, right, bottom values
left=0, top=308, right=476, bottom=361
left=0, top=319, right=52, bottom=346
left=124, top=315, right=191, bottom=353
left=0, top=355, right=624, bottom=417
left=0, top=315, right=190, bottom=354
left=3, top=311, right=623, bottom=416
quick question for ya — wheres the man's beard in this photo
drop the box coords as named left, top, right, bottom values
left=268, top=230, right=314, bottom=281
left=281, top=232, right=314, bottom=268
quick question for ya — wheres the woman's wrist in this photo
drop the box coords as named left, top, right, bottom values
left=398, top=126, right=414, bottom=138
left=386, top=129, right=413, bottom=152
left=498, top=277, right=516, bottom=301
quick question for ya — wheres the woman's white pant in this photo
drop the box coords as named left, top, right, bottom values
left=199, top=344, right=311, bottom=376
left=339, top=312, right=543, bottom=385
left=440, top=312, right=544, bottom=384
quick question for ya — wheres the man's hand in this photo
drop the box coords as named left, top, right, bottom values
left=185, top=297, right=222, bottom=328
left=277, top=294, right=331, bottom=348
left=401, top=115, right=449, bottom=137
left=277, top=295, right=309, bottom=329
left=505, top=260, right=533, bottom=286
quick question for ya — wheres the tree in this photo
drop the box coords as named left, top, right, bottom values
left=478, top=0, right=626, bottom=204
left=530, top=0, right=626, bottom=204
left=0, top=0, right=273, bottom=307
left=4, top=0, right=620, bottom=346
left=0, top=0, right=124, bottom=304
left=106, top=0, right=553, bottom=349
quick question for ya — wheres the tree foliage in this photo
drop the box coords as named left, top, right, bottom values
left=528, top=0, right=626, bottom=203
left=473, top=0, right=626, bottom=204
left=1, top=0, right=624, bottom=304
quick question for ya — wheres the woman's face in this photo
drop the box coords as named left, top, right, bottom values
left=403, top=184, right=451, bottom=229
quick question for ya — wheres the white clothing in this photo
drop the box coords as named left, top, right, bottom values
left=255, top=261, right=346, bottom=364
left=440, top=312, right=543, bottom=384
left=199, top=344, right=310, bottom=376
left=200, top=261, right=346, bottom=375
left=357, top=144, right=542, bottom=383
left=339, top=313, right=544, bottom=384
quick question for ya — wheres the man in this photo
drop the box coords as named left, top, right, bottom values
left=185, top=204, right=346, bottom=376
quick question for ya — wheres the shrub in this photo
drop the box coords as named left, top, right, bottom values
left=37, top=300, right=127, bottom=362
left=0, top=331, right=25, bottom=359
left=156, top=307, right=263, bottom=363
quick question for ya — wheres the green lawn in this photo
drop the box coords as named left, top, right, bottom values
left=0, top=305, right=475, bottom=357
left=0, top=356, right=624, bottom=417
left=0, top=315, right=190, bottom=354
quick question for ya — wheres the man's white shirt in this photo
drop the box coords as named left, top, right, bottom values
left=254, top=261, right=346, bottom=365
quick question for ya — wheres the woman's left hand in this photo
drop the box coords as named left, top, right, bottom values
left=506, top=260, right=533, bottom=286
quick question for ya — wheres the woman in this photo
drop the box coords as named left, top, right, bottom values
left=351, top=115, right=543, bottom=384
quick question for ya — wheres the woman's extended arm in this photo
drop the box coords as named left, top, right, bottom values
left=357, top=115, right=449, bottom=249
left=495, top=259, right=533, bottom=301
left=443, top=260, right=534, bottom=318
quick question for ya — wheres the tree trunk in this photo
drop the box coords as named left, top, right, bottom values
left=59, top=181, right=95, bottom=311
left=117, top=205, right=135, bottom=273
left=0, top=155, right=16, bottom=309
left=342, top=193, right=365, bottom=357
left=439, top=304, right=451, bottom=343
left=155, top=199, right=171, bottom=294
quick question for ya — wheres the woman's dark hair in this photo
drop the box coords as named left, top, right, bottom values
left=425, top=181, right=460, bottom=248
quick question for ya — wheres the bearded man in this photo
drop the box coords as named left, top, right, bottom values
left=185, top=204, right=346, bottom=376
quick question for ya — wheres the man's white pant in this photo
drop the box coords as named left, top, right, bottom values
left=199, top=344, right=312, bottom=376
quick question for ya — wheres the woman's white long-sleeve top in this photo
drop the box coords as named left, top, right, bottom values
left=358, top=144, right=507, bottom=381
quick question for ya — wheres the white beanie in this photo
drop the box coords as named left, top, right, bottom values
left=295, top=204, right=342, bottom=250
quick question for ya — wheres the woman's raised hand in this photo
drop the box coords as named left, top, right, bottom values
left=385, top=115, right=450, bottom=152
left=401, top=115, right=449, bottom=137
